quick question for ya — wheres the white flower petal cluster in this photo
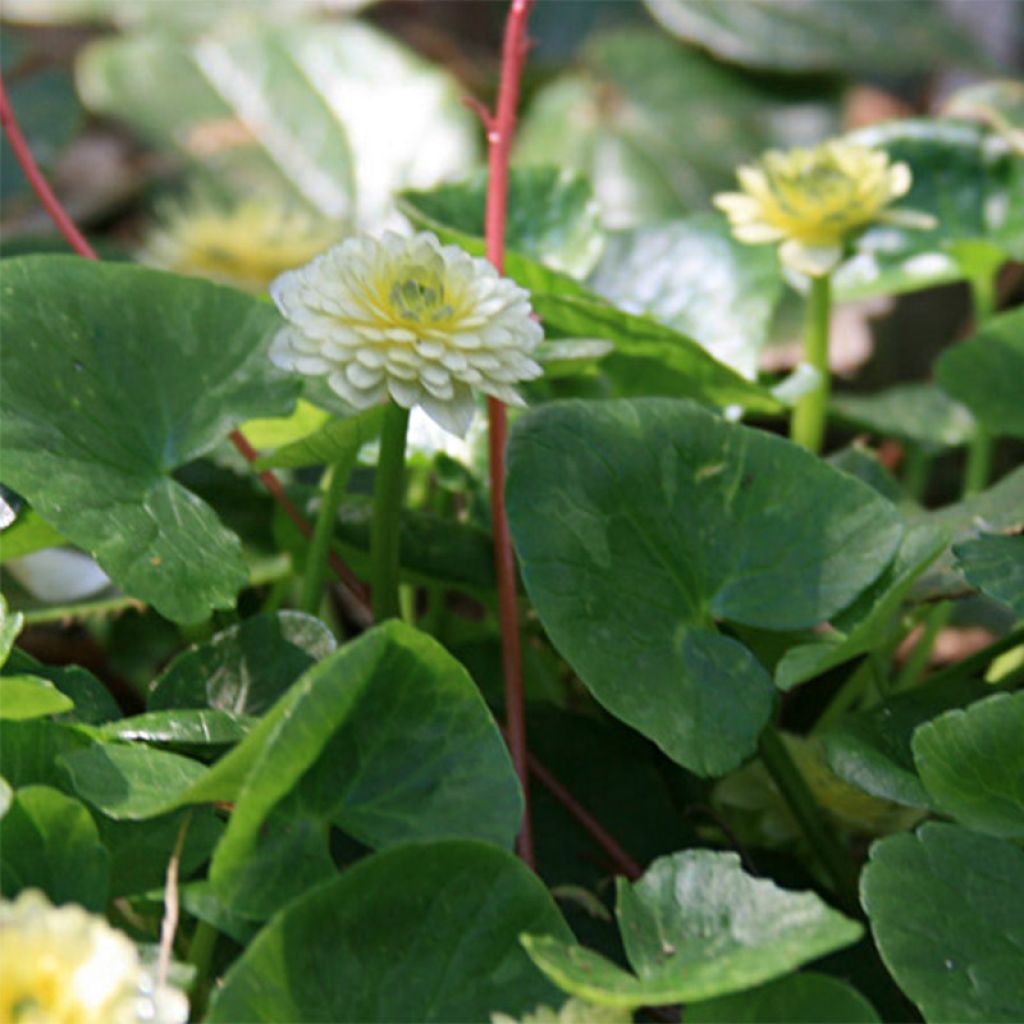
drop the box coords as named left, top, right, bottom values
left=0, top=890, right=188, bottom=1024
left=269, top=231, right=544, bottom=436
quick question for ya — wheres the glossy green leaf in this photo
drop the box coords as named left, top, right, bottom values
left=953, top=534, right=1024, bottom=616
left=946, top=79, right=1024, bottom=155
left=98, top=807, right=224, bottom=900
left=836, top=120, right=1023, bottom=300
left=516, top=28, right=840, bottom=227
left=148, top=612, right=334, bottom=715
left=0, top=256, right=296, bottom=623
left=912, top=691, right=1024, bottom=838
left=0, top=777, right=11, bottom=819
left=861, top=823, right=1024, bottom=1022
left=776, top=527, right=946, bottom=691
left=531, top=294, right=782, bottom=413
left=61, top=742, right=209, bottom=820
left=0, top=785, right=109, bottom=910
left=100, top=709, right=253, bottom=746
left=254, top=406, right=384, bottom=471
left=524, top=850, right=862, bottom=1008
left=76, top=20, right=476, bottom=226
left=686, top=972, right=880, bottom=1023
left=401, top=167, right=605, bottom=278
left=508, top=398, right=902, bottom=775
left=823, top=675, right=992, bottom=808
left=207, top=840, right=571, bottom=1023
left=587, top=214, right=783, bottom=380
left=936, top=308, right=1024, bottom=440
left=207, top=621, right=522, bottom=917
left=830, top=384, right=976, bottom=452
left=642, top=0, right=975, bottom=73
left=0, top=676, right=75, bottom=721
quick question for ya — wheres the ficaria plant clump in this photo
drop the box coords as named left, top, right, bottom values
left=0, top=891, right=188, bottom=1024
left=269, top=230, right=544, bottom=437
left=2, top=3, right=1022, bottom=1023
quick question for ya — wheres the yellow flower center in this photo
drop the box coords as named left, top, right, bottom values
left=388, top=266, right=454, bottom=324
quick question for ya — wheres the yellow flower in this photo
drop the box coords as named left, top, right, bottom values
left=714, top=140, right=918, bottom=276
left=142, top=195, right=342, bottom=293
left=492, top=998, right=633, bottom=1024
left=0, top=890, right=188, bottom=1024
left=269, top=231, right=544, bottom=436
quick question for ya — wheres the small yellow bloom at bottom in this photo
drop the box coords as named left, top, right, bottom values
left=0, top=891, right=188, bottom=1024
left=492, top=997, right=633, bottom=1024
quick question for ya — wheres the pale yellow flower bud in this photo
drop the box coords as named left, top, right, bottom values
left=0, top=891, right=188, bottom=1024
left=492, top=997, right=633, bottom=1024
left=714, top=140, right=921, bottom=277
left=269, top=231, right=544, bottom=436
left=142, top=195, right=343, bottom=293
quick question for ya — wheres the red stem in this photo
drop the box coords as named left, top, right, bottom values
left=0, top=70, right=370, bottom=615
left=0, top=76, right=97, bottom=259
left=484, top=0, right=536, bottom=868
left=526, top=748, right=642, bottom=881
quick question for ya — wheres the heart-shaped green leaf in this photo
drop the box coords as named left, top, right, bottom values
left=524, top=850, right=861, bottom=1008
left=508, top=398, right=902, bottom=775
left=861, top=823, right=1024, bottom=1022
left=0, top=256, right=296, bottom=623
left=205, top=620, right=522, bottom=917
left=912, top=691, right=1024, bottom=838
left=207, top=840, right=572, bottom=1023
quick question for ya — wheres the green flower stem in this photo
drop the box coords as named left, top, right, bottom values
left=962, top=271, right=998, bottom=496
left=185, top=918, right=218, bottom=1020
left=758, top=725, right=859, bottom=912
left=790, top=274, right=833, bottom=454
left=299, top=462, right=350, bottom=616
left=371, top=402, right=410, bottom=621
